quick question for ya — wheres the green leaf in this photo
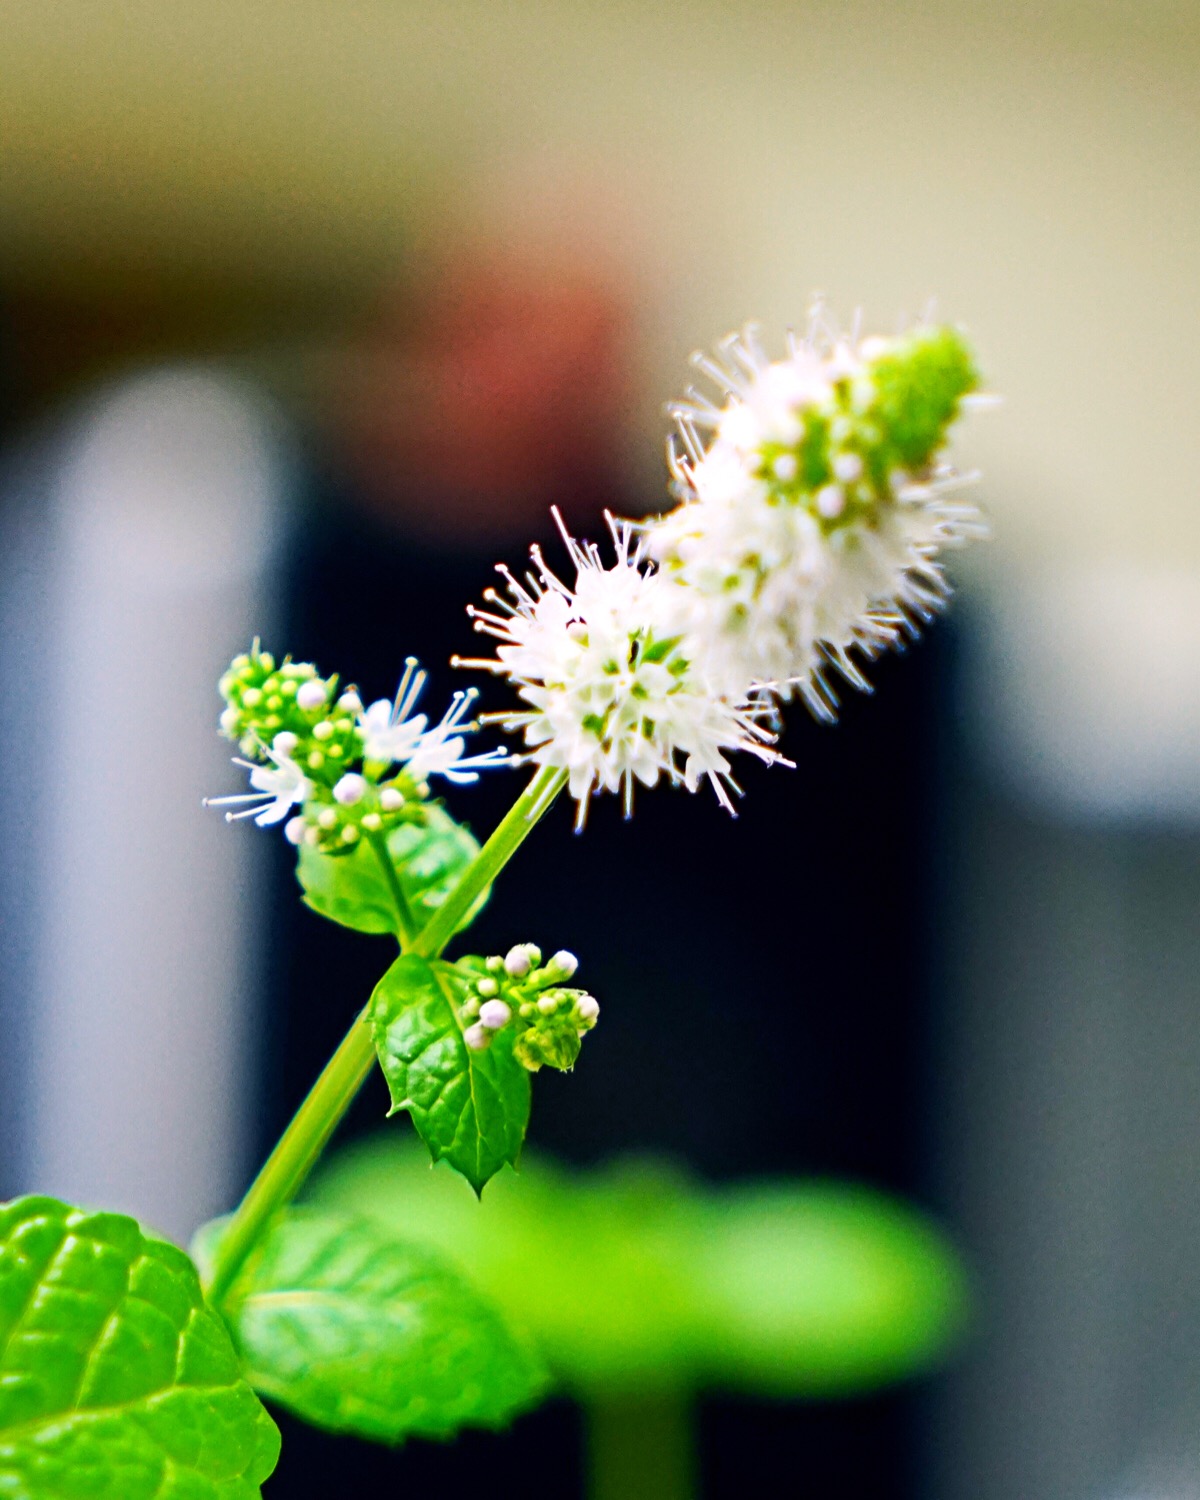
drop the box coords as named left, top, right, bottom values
left=694, top=1182, right=969, bottom=1395
left=296, top=804, right=486, bottom=938
left=370, top=954, right=531, bottom=1193
left=312, top=1139, right=971, bottom=1400
left=196, top=1208, right=547, bottom=1445
left=0, top=1196, right=279, bottom=1500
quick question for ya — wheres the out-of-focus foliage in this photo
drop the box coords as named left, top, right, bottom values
left=192, top=1208, right=547, bottom=1445
left=311, top=1138, right=969, bottom=1398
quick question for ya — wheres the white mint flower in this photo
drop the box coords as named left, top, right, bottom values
left=456, top=510, right=787, bottom=827
left=652, top=304, right=990, bottom=718
left=359, top=657, right=432, bottom=765
left=405, top=688, right=511, bottom=785
left=359, top=657, right=509, bottom=785
left=204, top=751, right=311, bottom=827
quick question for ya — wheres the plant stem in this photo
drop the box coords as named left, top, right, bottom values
left=205, top=1007, right=377, bottom=1306
left=586, top=1393, right=697, bottom=1500
left=204, top=763, right=566, bottom=1305
left=412, top=763, right=565, bottom=958
left=366, top=829, right=418, bottom=946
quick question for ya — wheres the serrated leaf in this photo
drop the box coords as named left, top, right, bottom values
left=0, top=1196, right=280, bottom=1500
left=370, top=955, right=531, bottom=1193
left=296, top=804, right=486, bottom=938
left=195, top=1208, right=547, bottom=1445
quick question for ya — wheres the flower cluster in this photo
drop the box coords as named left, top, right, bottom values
left=651, top=310, right=990, bottom=718
left=454, top=944, right=600, bottom=1073
left=206, top=643, right=507, bottom=846
left=455, top=518, right=787, bottom=827
left=211, top=305, right=990, bottom=834
left=462, top=303, right=990, bottom=819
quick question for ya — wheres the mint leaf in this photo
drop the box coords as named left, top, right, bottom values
left=696, top=1182, right=969, bottom=1395
left=370, top=955, right=531, bottom=1193
left=296, top=804, right=486, bottom=938
left=199, top=1208, right=547, bottom=1444
left=0, top=1196, right=279, bottom=1500
left=313, top=1141, right=971, bottom=1399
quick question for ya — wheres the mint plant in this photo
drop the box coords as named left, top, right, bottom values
left=0, top=301, right=989, bottom=1494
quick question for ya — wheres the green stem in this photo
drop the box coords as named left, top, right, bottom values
left=366, top=829, right=418, bottom=946
left=586, top=1393, right=697, bottom=1500
left=412, top=763, right=565, bottom=957
left=205, top=1008, right=377, bottom=1306
left=205, top=763, right=567, bottom=1305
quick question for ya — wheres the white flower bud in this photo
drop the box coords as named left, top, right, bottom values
left=296, top=680, right=328, bottom=711
left=338, top=691, right=363, bottom=712
left=273, top=730, right=299, bottom=757
left=832, top=451, right=863, bottom=483
left=537, top=994, right=558, bottom=1014
left=576, top=994, right=600, bottom=1023
left=333, top=774, right=367, bottom=805
left=361, top=812, right=382, bottom=832
left=284, top=816, right=307, bottom=846
left=379, top=787, right=405, bottom=811
left=547, top=950, right=578, bottom=980
left=312, top=720, right=334, bottom=741
left=504, top=945, right=536, bottom=977
left=219, top=707, right=240, bottom=733
left=479, top=999, right=512, bottom=1030
left=317, top=808, right=338, bottom=830
left=815, top=484, right=845, bottom=519
left=476, top=977, right=499, bottom=997
left=463, top=1023, right=489, bottom=1052
left=772, top=452, right=798, bottom=483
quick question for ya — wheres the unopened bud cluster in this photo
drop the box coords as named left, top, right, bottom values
left=287, top=766, right=428, bottom=855
left=456, top=945, right=599, bottom=1073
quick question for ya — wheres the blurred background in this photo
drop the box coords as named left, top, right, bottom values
left=2, top=1, right=1200, bottom=1496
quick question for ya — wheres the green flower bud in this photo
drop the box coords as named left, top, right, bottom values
left=218, top=641, right=359, bottom=775
left=514, top=1021, right=582, bottom=1074
left=453, top=945, right=599, bottom=1074
left=288, top=768, right=428, bottom=856
left=865, top=325, right=979, bottom=473
left=743, top=324, right=980, bottom=540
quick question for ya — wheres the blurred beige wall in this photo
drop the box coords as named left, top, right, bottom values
left=2, top=0, right=1198, bottom=571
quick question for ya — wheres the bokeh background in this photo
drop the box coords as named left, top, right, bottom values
left=2, top=2, right=1200, bottom=1497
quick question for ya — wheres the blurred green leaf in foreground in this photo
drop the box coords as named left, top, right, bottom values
left=311, top=1137, right=970, bottom=1400
left=192, top=1207, right=547, bottom=1446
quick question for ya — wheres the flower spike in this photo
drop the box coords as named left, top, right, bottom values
left=651, top=303, right=991, bottom=715
left=456, top=508, right=789, bottom=828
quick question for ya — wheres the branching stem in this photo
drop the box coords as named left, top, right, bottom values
left=204, top=763, right=566, bottom=1305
